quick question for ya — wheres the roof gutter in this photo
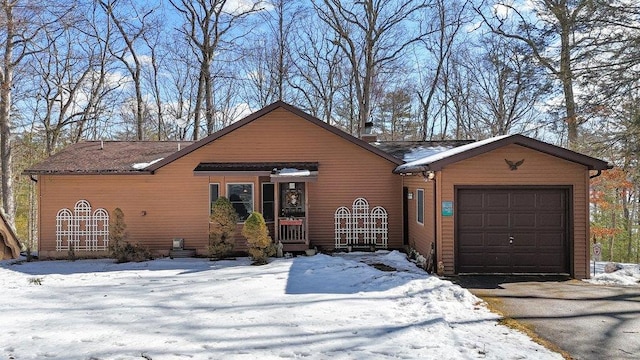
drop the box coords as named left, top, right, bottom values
left=589, top=170, right=602, bottom=179
left=394, top=165, right=431, bottom=175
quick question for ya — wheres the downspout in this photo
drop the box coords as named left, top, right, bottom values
left=431, top=173, right=437, bottom=275
left=589, top=170, right=602, bottom=179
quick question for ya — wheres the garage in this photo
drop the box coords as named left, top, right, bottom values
left=456, top=187, right=569, bottom=274
left=395, top=134, right=612, bottom=279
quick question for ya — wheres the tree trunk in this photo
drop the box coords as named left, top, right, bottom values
left=559, top=23, right=578, bottom=146
left=0, top=2, right=15, bottom=227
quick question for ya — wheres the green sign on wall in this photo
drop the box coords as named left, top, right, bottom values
left=442, top=201, right=453, bottom=216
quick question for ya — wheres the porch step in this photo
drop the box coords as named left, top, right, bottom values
left=169, top=249, right=197, bottom=258
left=282, top=243, right=309, bottom=252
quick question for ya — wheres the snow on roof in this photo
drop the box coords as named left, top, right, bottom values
left=401, top=146, right=452, bottom=163
left=395, top=135, right=511, bottom=172
left=132, top=158, right=164, bottom=170
left=276, top=168, right=312, bottom=176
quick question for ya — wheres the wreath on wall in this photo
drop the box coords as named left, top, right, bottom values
left=286, top=190, right=300, bottom=206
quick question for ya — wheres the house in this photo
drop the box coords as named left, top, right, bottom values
left=24, top=101, right=611, bottom=278
left=0, top=210, right=21, bottom=259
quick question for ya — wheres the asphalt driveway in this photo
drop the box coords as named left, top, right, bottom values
left=453, top=276, right=640, bottom=360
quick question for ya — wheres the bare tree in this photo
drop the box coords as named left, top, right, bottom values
left=416, top=0, right=471, bottom=140
left=477, top=0, right=601, bottom=146
left=161, top=32, right=198, bottom=140
left=312, top=0, right=431, bottom=136
left=253, top=0, right=298, bottom=103
left=291, top=21, right=346, bottom=123
left=68, top=1, right=124, bottom=143
left=465, top=35, right=551, bottom=137
left=100, top=0, right=159, bottom=141
left=0, top=1, right=70, bottom=225
left=142, top=13, right=168, bottom=140
left=170, top=0, right=263, bottom=139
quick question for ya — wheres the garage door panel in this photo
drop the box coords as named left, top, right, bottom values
left=458, top=192, right=484, bottom=209
left=485, top=233, right=510, bottom=246
left=457, top=188, right=569, bottom=274
left=538, top=213, right=565, bottom=228
left=458, top=232, right=484, bottom=246
left=459, top=213, right=484, bottom=227
left=486, top=213, right=509, bottom=227
left=537, top=192, right=565, bottom=209
left=486, top=193, right=509, bottom=209
left=511, top=213, right=536, bottom=227
left=511, top=192, right=536, bottom=209
left=537, top=232, right=566, bottom=247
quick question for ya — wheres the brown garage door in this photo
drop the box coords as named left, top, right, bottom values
left=457, top=187, right=569, bottom=274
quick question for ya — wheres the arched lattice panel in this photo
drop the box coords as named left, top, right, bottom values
left=55, top=200, right=110, bottom=251
left=370, top=206, right=388, bottom=249
left=351, top=198, right=370, bottom=246
left=56, top=208, right=73, bottom=251
left=334, top=207, right=351, bottom=249
left=92, top=208, right=110, bottom=250
left=335, top=198, right=388, bottom=249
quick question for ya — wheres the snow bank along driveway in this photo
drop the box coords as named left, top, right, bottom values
left=0, top=251, right=561, bottom=359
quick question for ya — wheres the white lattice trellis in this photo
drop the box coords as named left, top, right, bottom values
left=56, top=200, right=110, bottom=251
left=335, top=197, right=388, bottom=249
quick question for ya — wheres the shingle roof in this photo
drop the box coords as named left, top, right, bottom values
left=372, top=140, right=474, bottom=163
left=394, top=134, right=612, bottom=173
left=23, top=141, right=193, bottom=175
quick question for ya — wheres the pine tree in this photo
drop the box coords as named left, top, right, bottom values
left=109, top=207, right=151, bottom=263
left=242, top=212, right=274, bottom=265
left=208, top=196, right=238, bottom=259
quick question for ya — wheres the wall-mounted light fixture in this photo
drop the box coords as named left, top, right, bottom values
left=422, top=171, right=436, bottom=181
left=140, top=210, right=147, bottom=216
left=407, top=192, right=414, bottom=200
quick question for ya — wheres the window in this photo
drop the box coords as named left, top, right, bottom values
left=209, top=183, right=219, bottom=214
left=417, top=189, right=424, bottom=225
left=262, top=183, right=275, bottom=222
left=227, top=183, right=253, bottom=221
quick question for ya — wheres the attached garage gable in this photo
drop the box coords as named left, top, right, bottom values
left=457, top=187, right=569, bottom=274
left=395, top=134, right=611, bottom=279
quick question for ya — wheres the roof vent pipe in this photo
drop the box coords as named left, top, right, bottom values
left=100, top=140, right=104, bottom=150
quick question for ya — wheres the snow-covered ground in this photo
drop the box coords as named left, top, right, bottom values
left=589, top=261, right=640, bottom=286
left=0, top=251, right=561, bottom=360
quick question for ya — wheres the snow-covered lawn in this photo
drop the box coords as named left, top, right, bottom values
left=589, top=261, right=640, bottom=286
left=0, top=251, right=561, bottom=360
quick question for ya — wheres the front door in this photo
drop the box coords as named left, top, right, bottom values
left=277, top=182, right=307, bottom=243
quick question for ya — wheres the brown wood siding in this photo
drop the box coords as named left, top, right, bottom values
left=37, top=108, right=403, bottom=257
left=438, top=144, right=590, bottom=278
left=403, top=176, right=435, bottom=260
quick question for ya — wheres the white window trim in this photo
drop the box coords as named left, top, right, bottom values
left=416, top=188, right=424, bottom=225
left=226, top=182, right=254, bottom=222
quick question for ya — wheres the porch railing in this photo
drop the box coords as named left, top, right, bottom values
left=278, top=217, right=306, bottom=242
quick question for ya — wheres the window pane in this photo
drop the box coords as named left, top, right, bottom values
left=227, top=183, right=253, bottom=221
left=417, top=189, right=424, bottom=224
left=210, top=184, right=219, bottom=214
left=262, top=183, right=275, bottom=222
